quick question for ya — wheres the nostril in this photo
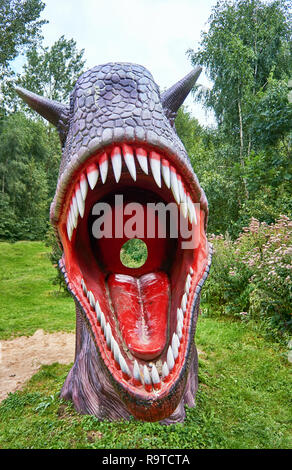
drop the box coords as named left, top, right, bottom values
left=120, top=239, right=148, bottom=268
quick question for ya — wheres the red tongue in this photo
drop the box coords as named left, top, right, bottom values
left=108, top=272, right=169, bottom=360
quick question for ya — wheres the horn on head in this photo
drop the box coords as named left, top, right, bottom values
left=161, top=65, right=202, bottom=116
left=15, top=86, right=68, bottom=127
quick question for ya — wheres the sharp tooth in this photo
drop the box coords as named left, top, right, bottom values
left=86, top=163, right=99, bottom=190
left=177, top=308, right=184, bottom=324
left=177, top=322, right=183, bottom=340
left=171, top=333, right=179, bottom=359
left=151, top=364, right=160, bottom=384
left=119, top=352, right=131, bottom=377
left=180, top=201, right=188, bottom=219
left=81, top=279, right=87, bottom=295
left=174, top=332, right=180, bottom=349
left=72, top=194, right=79, bottom=219
left=192, top=202, right=198, bottom=225
left=99, top=152, right=109, bottom=184
left=161, top=158, right=170, bottom=188
left=185, top=277, right=190, bottom=294
left=136, top=148, right=148, bottom=174
left=149, top=151, right=161, bottom=187
left=181, top=292, right=187, bottom=312
left=105, top=322, right=112, bottom=348
left=68, top=208, right=74, bottom=232
left=80, top=173, right=88, bottom=200
left=170, top=166, right=180, bottom=204
left=100, top=311, right=106, bottom=332
left=111, top=146, right=122, bottom=182
left=143, top=365, right=151, bottom=385
left=66, top=218, right=72, bottom=240
left=177, top=174, right=185, bottom=202
left=70, top=205, right=77, bottom=229
left=133, top=360, right=142, bottom=383
left=111, top=337, right=120, bottom=363
left=167, top=346, right=175, bottom=371
left=95, top=300, right=101, bottom=322
left=122, top=144, right=136, bottom=181
left=75, top=184, right=85, bottom=218
left=87, top=291, right=95, bottom=308
left=190, top=266, right=194, bottom=275
left=187, top=194, right=196, bottom=224
left=162, top=361, right=169, bottom=379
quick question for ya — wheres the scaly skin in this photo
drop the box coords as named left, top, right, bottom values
left=16, top=62, right=212, bottom=423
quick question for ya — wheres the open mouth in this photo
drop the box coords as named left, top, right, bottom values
left=57, top=141, right=211, bottom=421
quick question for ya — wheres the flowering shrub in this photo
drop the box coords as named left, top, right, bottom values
left=202, top=216, right=292, bottom=337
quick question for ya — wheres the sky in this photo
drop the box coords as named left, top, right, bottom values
left=23, top=0, right=219, bottom=126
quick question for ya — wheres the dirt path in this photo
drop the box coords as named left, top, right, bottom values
left=0, top=329, right=75, bottom=402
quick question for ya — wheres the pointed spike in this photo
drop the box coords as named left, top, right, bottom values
left=99, top=152, right=109, bottom=184
left=171, top=334, right=179, bottom=359
left=151, top=364, right=160, bottom=384
left=143, top=365, right=151, bottom=385
left=80, top=173, right=88, bottom=201
left=95, top=300, right=101, bottom=322
left=72, top=195, right=79, bottom=219
left=111, top=146, right=122, bottom=183
left=15, top=86, right=68, bottom=127
left=105, top=323, right=112, bottom=348
left=100, top=311, right=106, bottom=332
left=149, top=151, right=161, bottom=187
left=136, top=148, right=148, bottom=174
left=181, top=292, right=187, bottom=312
left=161, top=158, right=170, bottom=188
left=81, top=279, right=87, bottom=296
left=133, top=360, right=142, bottom=383
left=167, top=346, right=175, bottom=371
left=75, top=184, right=85, bottom=218
left=122, top=144, right=136, bottom=181
left=161, top=66, right=202, bottom=116
left=119, top=352, right=131, bottom=377
left=177, top=322, right=183, bottom=340
left=86, top=163, right=99, bottom=190
left=170, top=166, right=180, bottom=204
left=162, top=361, right=169, bottom=379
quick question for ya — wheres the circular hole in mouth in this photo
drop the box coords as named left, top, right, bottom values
left=120, top=239, right=148, bottom=268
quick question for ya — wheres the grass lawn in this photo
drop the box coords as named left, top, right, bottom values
left=0, top=241, right=291, bottom=449
left=0, top=241, right=75, bottom=339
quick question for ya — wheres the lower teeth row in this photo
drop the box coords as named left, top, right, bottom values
left=80, top=266, right=194, bottom=391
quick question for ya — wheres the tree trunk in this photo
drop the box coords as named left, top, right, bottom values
left=238, top=96, right=249, bottom=200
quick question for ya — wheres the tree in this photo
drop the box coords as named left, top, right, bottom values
left=17, top=35, right=86, bottom=102
left=0, top=0, right=46, bottom=78
left=0, top=112, right=52, bottom=240
left=188, top=0, right=292, bottom=197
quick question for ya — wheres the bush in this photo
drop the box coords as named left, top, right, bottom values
left=202, top=216, right=292, bottom=339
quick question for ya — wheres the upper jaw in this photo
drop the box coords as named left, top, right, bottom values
left=50, top=135, right=207, bottom=229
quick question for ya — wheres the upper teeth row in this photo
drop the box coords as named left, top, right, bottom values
left=66, top=144, right=198, bottom=240
left=80, top=264, right=193, bottom=391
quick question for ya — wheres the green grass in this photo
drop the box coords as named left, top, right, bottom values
left=0, top=241, right=291, bottom=449
left=0, top=241, right=75, bottom=339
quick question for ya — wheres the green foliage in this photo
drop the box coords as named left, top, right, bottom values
left=120, top=238, right=148, bottom=268
left=0, top=0, right=46, bottom=74
left=0, top=112, right=60, bottom=240
left=203, top=216, right=292, bottom=340
left=17, top=35, right=86, bottom=102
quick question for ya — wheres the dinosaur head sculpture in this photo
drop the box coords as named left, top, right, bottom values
left=16, top=62, right=212, bottom=423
